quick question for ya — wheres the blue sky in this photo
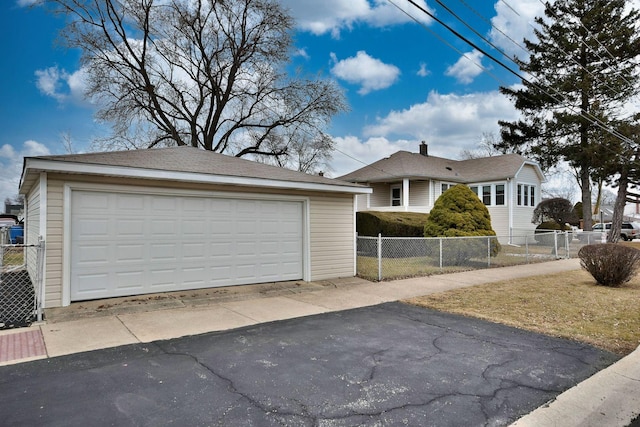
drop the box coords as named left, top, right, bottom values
left=2, top=0, right=637, bottom=205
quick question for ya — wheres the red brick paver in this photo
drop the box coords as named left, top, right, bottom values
left=0, top=329, right=47, bottom=363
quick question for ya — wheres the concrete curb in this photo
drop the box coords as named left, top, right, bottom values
left=511, top=346, right=640, bottom=427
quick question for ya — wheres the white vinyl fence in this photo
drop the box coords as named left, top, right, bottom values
left=357, top=230, right=599, bottom=281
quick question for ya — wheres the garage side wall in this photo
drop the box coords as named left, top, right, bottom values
left=44, top=179, right=64, bottom=307
left=309, top=194, right=355, bottom=280
left=42, top=175, right=357, bottom=308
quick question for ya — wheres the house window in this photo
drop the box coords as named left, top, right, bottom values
left=530, top=186, right=535, bottom=206
left=441, top=183, right=454, bottom=193
left=470, top=183, right=507, bottom=206
left=391, top=186, right=402, bottom=206
left=517, top=184, right=536, bottom=206
left=495, top=184, right=505, bottom=205
left=482, top=186, right=491, bottom=205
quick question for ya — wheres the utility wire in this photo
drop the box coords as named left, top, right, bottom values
left=387, top=0, right=504, bottom=84
left=531, top=0, right=638, bottom=89
left=460, top=0, right=635, bottom=109
left=401, top=0, right=636, bottom=146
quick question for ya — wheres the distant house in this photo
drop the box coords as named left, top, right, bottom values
left=3, top=202, right=24, bottom=218
left=338, top=143, right=546, bottom=243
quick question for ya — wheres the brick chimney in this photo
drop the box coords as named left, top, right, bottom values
left=419, top=141, right=428, bottom=156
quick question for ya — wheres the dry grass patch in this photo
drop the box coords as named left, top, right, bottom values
left=406, top=269, right=640, bottom=355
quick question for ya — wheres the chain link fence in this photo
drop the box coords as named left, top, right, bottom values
left=1, top=227, right=45, bottom=329
left=357, top=230, right=600, bottom=281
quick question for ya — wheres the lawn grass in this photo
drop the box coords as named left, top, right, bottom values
left=406, top=269, right=640, bottom=355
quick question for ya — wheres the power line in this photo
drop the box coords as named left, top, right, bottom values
left=400, top=0, right=636, bottom=147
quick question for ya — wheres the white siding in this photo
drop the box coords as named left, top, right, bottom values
left=370, top=183, right=391, bottom=207
left=516, top=164, right=540, bottom=184
left=409, top=181, right=430, bottom=207
left=487, top=206, right=510, bottom=240
left=513, top=164, right=541, bottom=236
left=25, top=183, right=40, bottom=246
left=44, top=180, right=64, bottom=307
left=309, top=194, right=355, bottom=280
left=25, top=182, right=41, bottom=284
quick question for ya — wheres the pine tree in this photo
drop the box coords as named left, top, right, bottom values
left=497, top=0, right=640, bottom=230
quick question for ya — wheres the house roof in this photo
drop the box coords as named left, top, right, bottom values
left=337, top=151, right=545, bottom=184
left=20, top=146, right=371, bottom=195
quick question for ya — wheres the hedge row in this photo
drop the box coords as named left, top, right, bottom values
left=356, top=211, right=429, bottom=237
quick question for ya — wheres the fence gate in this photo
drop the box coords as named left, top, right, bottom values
left=0, top=234, right=45, bottom=328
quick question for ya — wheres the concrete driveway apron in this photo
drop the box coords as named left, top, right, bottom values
left=0, top=302, right=617, bottom=426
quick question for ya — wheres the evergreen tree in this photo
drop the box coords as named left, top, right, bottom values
left=497, top=0, right=640, bottom=230
left=424, top=185, right=499, bottom=265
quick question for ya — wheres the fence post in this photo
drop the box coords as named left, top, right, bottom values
left=553, top=232, right=559, bottom=259
left=36, top=239, right=46, bottom=322
left=439, top=238, right=443, bottom=270
left=377, top=233, right=382, bottom=281
left=525, top=234, right=529, bottom=263
left=487, top=237, right=491, bottom=267
left=565, top=231, right=570, bottom=259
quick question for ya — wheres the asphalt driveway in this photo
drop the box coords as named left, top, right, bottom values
left=0, top=302, right=618, bottom=426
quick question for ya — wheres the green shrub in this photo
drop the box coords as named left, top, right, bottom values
left=424, top=184, right=500, bottom=264
left=578, top=243, right=640, bottom=287
left=357, top=211, right=429, bottom=237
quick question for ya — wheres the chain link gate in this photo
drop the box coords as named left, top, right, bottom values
left=0, top=229, right=45, bottom=329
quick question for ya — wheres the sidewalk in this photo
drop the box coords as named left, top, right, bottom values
left=1, top=258, right=638, bottom=426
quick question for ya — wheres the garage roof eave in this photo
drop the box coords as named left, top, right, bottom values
left=22, top=158, right=373, bottom=195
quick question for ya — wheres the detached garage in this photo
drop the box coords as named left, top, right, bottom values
left=19, top=146, right=370, bottom=308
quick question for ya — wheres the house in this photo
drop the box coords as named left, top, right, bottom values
left=337, top=143, right=546, bottom=243
left=19, top=146, right=371, bottom=308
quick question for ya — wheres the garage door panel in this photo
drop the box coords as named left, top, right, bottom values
left=116, top=194, right=145, bottom=211
left=114, top=244, right=145, bottom=263
left=116, top=219, right=146, bottom=238
left=75, top=218, right=110, bottom=239
left=75, top=273, right=110, bottom=296
left=75, top=244, right=111, bottom=266
left=71, top=191, right=304, bottom=301
left=151, top=196, right=177, bottom=211
left=114, top=270, right=144, bottom=290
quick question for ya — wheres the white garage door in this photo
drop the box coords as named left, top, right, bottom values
left=70, top=190, right=304, bottom=301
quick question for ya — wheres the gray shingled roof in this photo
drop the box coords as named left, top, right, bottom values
left=24, top=146, right=363, bottom=190
left=337, top=151, right=541, bottom=183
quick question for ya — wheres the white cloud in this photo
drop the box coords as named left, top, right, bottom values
left=328, top=135, right=417, bottom=177
left=417, top=62, right=430, bottom=77
left=35, top=66, right=89, bottom=105
left=358, top=90, right=519, bottom=159
left=445, top=50, right=485, bottom=84
left=330, top=51, right=400, bottom=95
left=294, top=48, right=310, bottom=60
left=489, top=0, right=547, bottom=59
left=16, top=0, right=38, bottom=6
left=0, top=141, right=50, bottom=207
left=279, top=0, right=432, bottom=38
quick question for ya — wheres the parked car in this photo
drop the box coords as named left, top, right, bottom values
left=579, top=222, right=640, bottom=242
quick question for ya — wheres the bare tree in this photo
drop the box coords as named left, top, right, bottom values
left=44, top=0, right=347, bottom=161
left=459, top=132, right=505, bottom=160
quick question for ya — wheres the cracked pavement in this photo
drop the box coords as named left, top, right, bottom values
left=0, top=302, right=618, bottom=426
